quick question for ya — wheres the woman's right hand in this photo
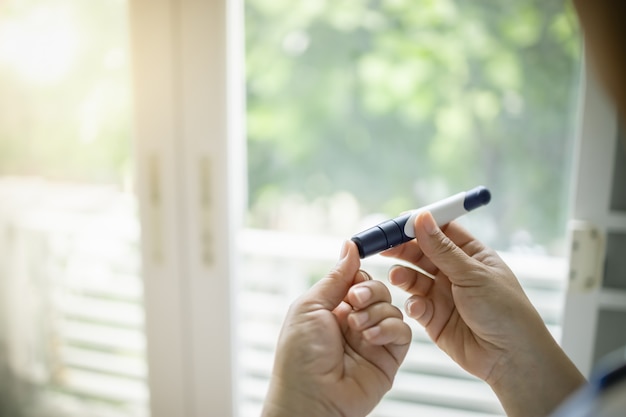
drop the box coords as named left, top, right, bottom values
left=383, top=211, right=586, bottom=417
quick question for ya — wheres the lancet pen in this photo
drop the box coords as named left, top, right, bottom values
left=351, top=186, right=491, bottom=258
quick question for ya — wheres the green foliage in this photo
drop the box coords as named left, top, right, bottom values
left=246, top=0, right=581, bottom=250
left=0, top=0, right=582, bottom=252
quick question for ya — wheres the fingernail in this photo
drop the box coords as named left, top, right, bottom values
left=387, top=265, right=406, bottom=285
left=405, top=298, right=425, bottom=319
left=422, top=212, right=439, bottom=235
left=405, top=299, right=415, bottom=315
left=352, top=286, right=372, bottom=304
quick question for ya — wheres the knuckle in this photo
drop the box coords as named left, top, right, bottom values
left=389, top=305, right=404, bottom=319
left=371, top=281, right=392, bottom=301
left=326, top=267, right=342, bottom=280
left=431, top=234, right=458, bottom=258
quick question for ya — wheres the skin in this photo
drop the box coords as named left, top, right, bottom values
left=261, top=241, right=411, bottom=417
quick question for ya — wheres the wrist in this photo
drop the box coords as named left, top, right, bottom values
left=487, top=328, right=586, bottom=417
left=261, top=376, right=341, bottom=417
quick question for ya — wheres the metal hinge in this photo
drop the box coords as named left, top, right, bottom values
left=567, top=220, right=605, bottom=292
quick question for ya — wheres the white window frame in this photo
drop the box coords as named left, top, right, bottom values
left=129, top=0, right=244, bottom=415
left=561, top=56, right=626, bottom=376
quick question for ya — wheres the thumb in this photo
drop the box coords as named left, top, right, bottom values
left=414, top=211, right=479, bottom=282
left=303, top=240, right=361, bottom=311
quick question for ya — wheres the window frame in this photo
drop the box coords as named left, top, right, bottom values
left=561, top=56, right=626, bottom=376
left=129, top=0, right=244, bottom=415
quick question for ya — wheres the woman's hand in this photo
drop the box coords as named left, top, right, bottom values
left=384, top=211, right=585, bottom=417
left=262, top=241, right=411, bottom=417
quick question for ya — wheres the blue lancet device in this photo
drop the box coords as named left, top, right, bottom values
left=351, top=186, right=491, bottom=258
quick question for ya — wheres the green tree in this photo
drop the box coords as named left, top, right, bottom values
left=245, top=0, right=581, bottom=251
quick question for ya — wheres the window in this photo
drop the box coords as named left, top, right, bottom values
left=0, top=1, right=589, bottom=417
left=240, top=0, right=581, bottom=416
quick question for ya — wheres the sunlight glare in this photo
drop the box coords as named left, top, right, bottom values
left=0, top=7, right=79, bottom=85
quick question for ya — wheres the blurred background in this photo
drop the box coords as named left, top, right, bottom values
left=0, top=0, right=581, bottom=416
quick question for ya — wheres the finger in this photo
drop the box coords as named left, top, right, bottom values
left=347, top=270, right=373, bottom=294
left=362, top=316, right=412, bottom=347
left=302, top=240, right=361, bottom=311
left=388, top=265, right=434, bottom=296
left=405, top=293, right=455, bottom=342
left=381, top=230, right=452, bottom=276
left=333, top=300, right=353, bottom=333
left=348, top=301, right=403, bottom=331
left=381, top=212, right=471, bottom=261
left=354, top=269, right=372, bottom=284
left=342, top=269, right=372, bottom=305
left=346, top=280, right=392, bottom=310
left=413, top=211, right=486, bottom=282
left=404, top=295, right=433, bottom=327
left=381, top=239, right=429, bottom=271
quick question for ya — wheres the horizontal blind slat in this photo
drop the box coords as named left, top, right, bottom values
left=61, top=346, right=147, bottom=379
left=59, top=369, right=148, bottom=403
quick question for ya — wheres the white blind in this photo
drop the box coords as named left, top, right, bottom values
left=0, top=179, right=148, bottom=417
left=0, top=180, right=567, bottom=417
left=236, top=228, right=567, bottom=417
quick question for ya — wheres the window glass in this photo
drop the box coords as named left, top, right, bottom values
left=0, top=1, right=145, bottom=416
left=241, top=0, right=581, bottom=416
left=245, top=0, right=581, bottom=253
